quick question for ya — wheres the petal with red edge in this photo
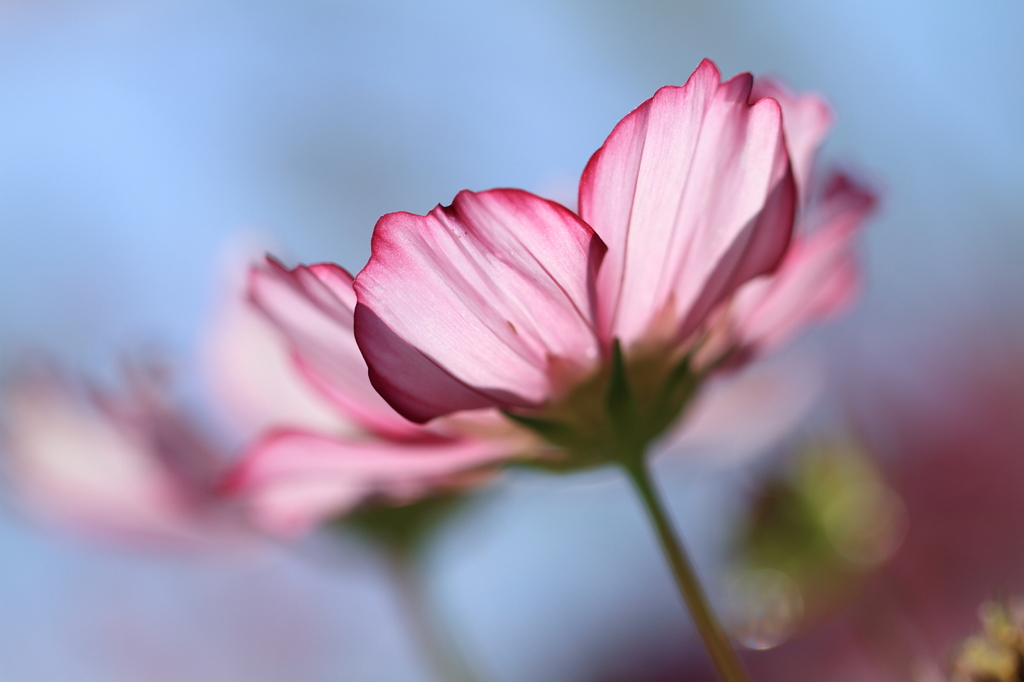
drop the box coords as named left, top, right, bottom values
left=751, top=76, right=833, bottom=200
left=733, top=172, right=877, bottom=352
left=203, top=261, right=348, bottom=440
left=355, top=188, right=604, bottom=424
left=580, top=59, right=797, bottom=348
left=249, top=258, right=421, bottom=438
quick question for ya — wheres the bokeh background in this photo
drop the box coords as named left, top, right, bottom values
left=1, top=1, right=1023, bottom=680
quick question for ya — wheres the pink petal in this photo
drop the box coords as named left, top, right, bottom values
left=751, top=76, right=833, bottom=200
left=354, top=188, right=605, bottom=423
left=203, top=255, right=349, bottom=440
left=225, top=429, right=518, bottom=536
left=249, top=257, right=421, bottom=438
left=0, top=366, right=238, bottom=547
left=580, top=59, right=797, bottom=348
left=733, top=172, right=877, bottom=352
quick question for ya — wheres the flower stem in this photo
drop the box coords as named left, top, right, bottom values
left=623, top=459, right=750, bottom=682
left=388, top=549, right=484, bottom=682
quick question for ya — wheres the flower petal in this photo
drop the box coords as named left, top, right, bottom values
left=751, top=76, right=833, bottom=200
left=225, top=430, right=517, bottom=536
left=579, top=59, right=797, bottom=348
left=354, top=188, right=605, bottom=423
left=203, top=257, right=348, bottom=440
left=733, top=172, right=877, bottom=352
left=0, top=365, right=237, bottom=547
left=249, top=257, right=421, bottom=438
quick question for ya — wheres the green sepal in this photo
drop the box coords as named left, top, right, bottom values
left=605, top=338, right=635, bottom=424
left=649, top=351, right=700, bottom=438
left=507, top=338, right=704, bottom=473
left=501, top=410, right=579, bottom=448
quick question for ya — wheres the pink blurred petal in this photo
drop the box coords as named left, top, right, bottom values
left=579, top=59, right=797, bottom=347
left=203, top=252, right=348, bottom=440
left=354, top=188, right=605, bottom=423
left=226, top=429, right=522, bottom=535
left=249, top=257, right=422, bottom=438
left=733, top=172, right=877, bottom=352
left=0, top=365, right=239, bottom=547
left=751, top=76, right=833, bottom=199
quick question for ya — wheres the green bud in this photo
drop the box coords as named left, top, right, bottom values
left=730, top=440, right=905, bottom=630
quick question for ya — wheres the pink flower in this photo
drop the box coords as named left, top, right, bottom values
left=220, top=258, right=536, bottom=536
left=231, top=60, right=876, bottom=518
left=0, top=362, right=239, bottom=547
left=352, top=60, right=871, bottom=460
left=354, top=61, right=794, bottom=428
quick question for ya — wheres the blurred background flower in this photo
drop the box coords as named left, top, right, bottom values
left=0, top=359, right=241, bottom=546
left=0, top=1, right=1022, bottom=680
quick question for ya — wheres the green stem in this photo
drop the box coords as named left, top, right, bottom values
left=623, top=459, right=750, bottom=682
left=388, top=550, right=484, bottom=682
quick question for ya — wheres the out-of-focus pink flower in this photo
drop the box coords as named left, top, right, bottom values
left=0, top=363, right=239, bottom=547
left=221, top=258, right=536, bottom=536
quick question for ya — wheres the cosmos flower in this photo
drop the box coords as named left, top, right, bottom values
left=353, top=59, right=872, bottom=464
left=0, top=362, right=239, bottom=546
left=212, top=61, right=876, bottom=682
left=219, top=258, right=536, bottom=536
left=228, top=60, right=874, bottom=536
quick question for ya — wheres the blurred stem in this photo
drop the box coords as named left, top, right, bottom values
left=623, top=459, right=750, bottom=682
left=388, top=549, right=484, bottom=682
